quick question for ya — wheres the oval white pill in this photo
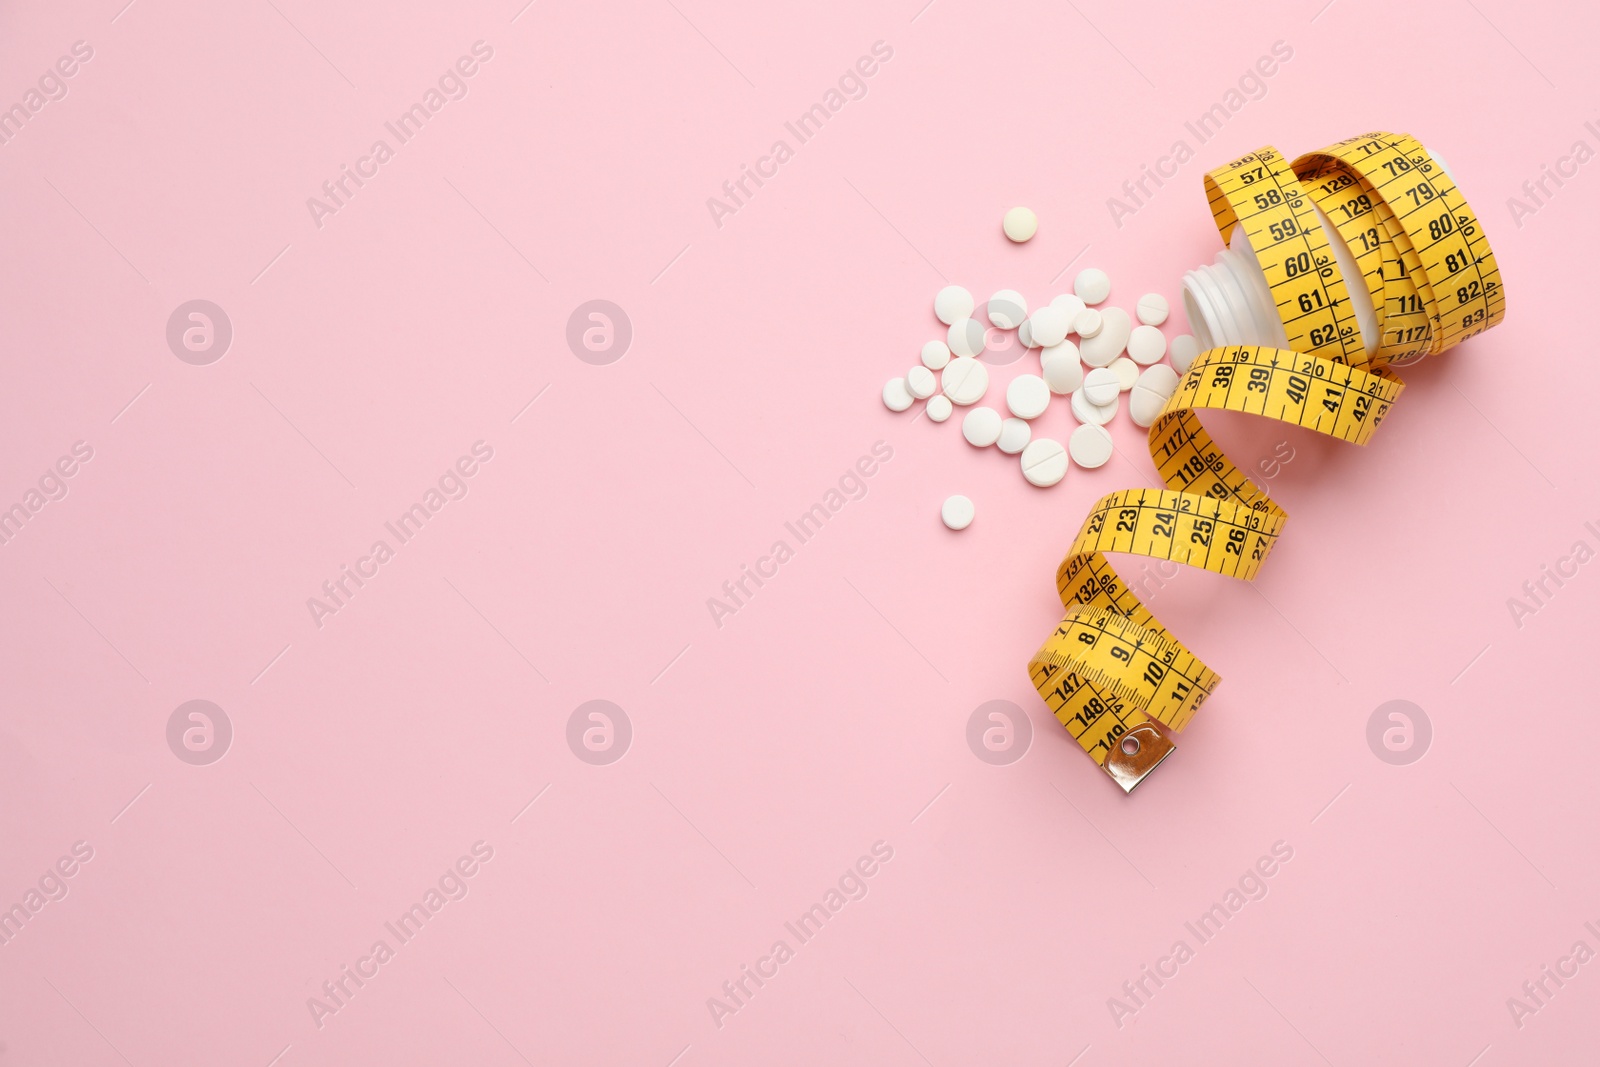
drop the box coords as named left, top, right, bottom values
left=962, top=405, right=1003, bottom=447
left=1069, top=423, right=1114, bottom=469
left=1130, top=365, right=1179, bottom=428
left=1136, top=363, right=1180, bottom=399
left=1136, top=293, right=1169, bottom=326
left=948, top=317, right=987, bottom=358
left=986, top=290, right=1028, bottom=329
left=941, top=357, right=989, bottom=405
left=1027, top=306, right=1071, bottom=348
left=906, top=365, right=937, bottom=399
left=926, top=394, right=953, bottom=422
left=1020, top=438, right=1069, bottom=487
left=1079, top=307, right=1131, bottom=367
left=997, top=417, right=1032, bottom=454
left=921, top=339, right=951, bottom=370
left=1002, top=207, right=1038, bottom=243
left=1082, top=367, right=1119, bottom=405
left=1127, top=324, right=1167, bottom=365
left=883, top=377, right=913, bottom=412
left=1169, top=333, right=1200, bottom=375
left=1075, top=308, right=1103, bottom=339
left=1017, top=319, right=1036, bottom=349
left=1071, top=388, right=1118, bottom=426
left=1074, top=268, right=1111, bottom=305
left=1050, top=293, right=1087, bottom=324
left=1109, top=356, right=1139, bottom=392
left=1041, top=348, right=1084, bottom=395
left=1006, top=374, right=1051, bottom=419
left=935, top=285, right=975, bottom=326
left=941, top=494, right=975, bottom=530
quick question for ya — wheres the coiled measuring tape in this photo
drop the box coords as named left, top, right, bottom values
left=1029, top=132, right=1505, bottom=792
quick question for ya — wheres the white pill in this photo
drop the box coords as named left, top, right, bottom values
left=948, top=317, right=987, bottom=358
left=1082, top=367, right=1120, bottom=405
left=906, top=365, right=937, bottom=399
left=1079, top=307, right=1131, bottom=367
left=1069, top=423, right=1115, bottom=469
left=1127, top=324, right=1167, bottom=365
left=1002, top=207, right=1038, bottom=243
left=883, top=377, right=914, bottom=412
left=1138, top=363, right=1180, bottom=397
left=1074, top=268, right=1111, bottom=305
left=926, top=394, right=953, bottom=422
left=921, top=339, right=951, bottom=370
left=1018, top=319, right=1036, bottom=348
left=1169, top=333, right=1200, bottom=375
left=1129, top=388, right=1165, bottom=428
left=997, top=417, right=1032, bottom=454
left=1109, top=356, right=1140, bottom=392
left=1136, top=293, right=1169, bottom=326
left=1027, top=306, right=1071, bottom=348
left=1021, top=438, right=1069, bottom=487
left=1075, top=308, right=1103, bottom=339
left=962, top=405, right=1003, bottom=447
left=1041, top=347, right=1084, bottom=394
left=935, top=285, right=975, bottom=325
left=1006, top=374, right=1051, bottom=419
left=941, top=494, right=975, bottom=531
left=942, top=357, right=989, bottom=405
left=1050, top=293, right=1087, bottom=324
left=986, top=290, right=1028, bottom=329
left=1071, top=388, right=1118, bottom=426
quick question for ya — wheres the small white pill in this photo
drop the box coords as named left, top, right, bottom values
left=1041, top=347, right=1084, bottom=394
left=1109, top=356, right=1139, bottom=392
left=1021, top=438, right=1069, bottom=487
left=1027, top=306, right=1071, bottom=348
left=1002, top=207, right=1038, bottom=243
left=962, top=406, right=1002, bottom=447
left=935, top=285, right=975, bottom=325
left=941, top=494, right=975, bottom=531
left=1127, top=324, right=1167, bottom=365
left=1079, top=307, right=1131, bottom=367
left=1069, top=423, right=1115, bottom=469
left=986, top=290, right=1028, bottom=329
left=926, top=394, right=953, bottom=422
left=1137, top=363, right=1180, bottom=398
left=1071, top=388, right=1118, bottom=426
left=1006, top=373, right=1051, bottom=419
left=941, top=357, right=989, bottom=405
left=1082, top=367, right=1120, bottom=406
left=1075, top=308, right=1103, bottom=339
left=921, top=339, right=951, bottom=370
left=906, top=365, right=937, bottom=399
left=997, top=417, right=1032, bottom=454
left=1017, top=319, right=1036, bottom=348
left=1169, top=334, right=1200, bottom=375
left=1050, top=293, right=1087, bottom=324
left=883, top=377, right=913, bottom=412
left=1074, top=268, right=1111, bottom=305
left=1136, top=293, right=1169, bottom=326
left=1129, top=365, right=1180, bottom=428
left=948, top=317, right=986, bottom=358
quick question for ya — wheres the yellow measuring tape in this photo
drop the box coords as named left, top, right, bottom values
left=1029, top=132, right=1505, bottom=792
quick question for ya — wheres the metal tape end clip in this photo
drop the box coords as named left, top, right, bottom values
left=1102, top=722, right=1176, bottom=794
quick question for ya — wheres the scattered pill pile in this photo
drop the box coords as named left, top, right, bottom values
left=879, top=218, right=1201, bottom=531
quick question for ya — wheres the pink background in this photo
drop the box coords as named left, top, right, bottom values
left=2, top=0, right=1597, bottom=1063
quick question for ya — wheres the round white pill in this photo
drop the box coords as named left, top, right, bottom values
left=1075, top=308, right=1103, bottom=339
left=1127, top=324, right=1167, bottom=365
left=906, top=365, right=937, bottom=399
left=1082, top=367, right=1120, bottom=406
left=1027, top=306, right=1071, bottom=348
left=948, top=317, right=986, bottom=358
left=986, top=290, right=1028, bottom=329
left=1169, top=334, right=1200, bottom=375
left=1130, top=367, right=1179, bottom=428
left=926, top=394, right=953, bottom=422
left=1020, top=438, right=1069, bottom=487
left=1017, top=319, right=1036, bottom=349
left=1074, top=268, right=1111, bottom=305
left=941, top=357, right=989, bottom=405
left=1136, top=363, right=1180, bottom=398
left=1069, top=423, right=1115, bottom=469
left=921, top=339, right=951, bottom=370
left=1079, top=307, right=1131, bottom=367
left=941, top=494, right=975, bottom=531
left=883, top=377, right=913, bottom=412
left=997, top=417, right=1031, bottom=454
left=1006, top=374, right=1051, bottom=419
left=1002, top=207, right=1038, bottom=243
left=1136, top=293, right=1169, bottom=326
left=1050, top=293, right=1087, bottom=324
left=1109, top=356, right=1139, bottom=392
left=1041, top=347, right=1084, bottom=395
left=962, top=406, right=1003, bottom=447
left=935, top=285, right=975, bottom=325
left=1071, top=388, right=1118, bottom=426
